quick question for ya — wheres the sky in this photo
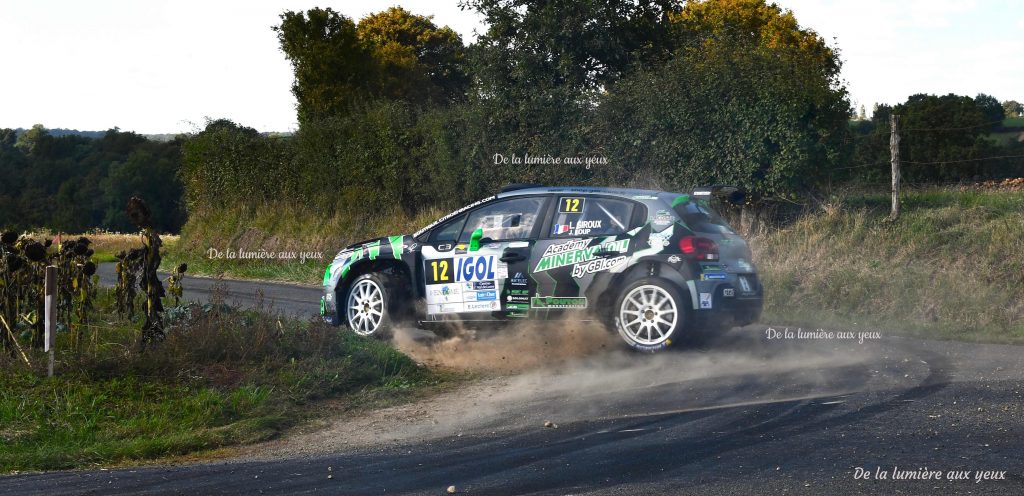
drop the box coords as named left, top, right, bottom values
left=0, top=0, right=1020, bottom=134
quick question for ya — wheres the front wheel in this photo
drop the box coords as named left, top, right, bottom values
left=614, top=278, right=687, bottom=352
left=345, top=273, right=393, bottom=339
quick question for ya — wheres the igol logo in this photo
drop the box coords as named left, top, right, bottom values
left=454, top=256, right=496, bottom=282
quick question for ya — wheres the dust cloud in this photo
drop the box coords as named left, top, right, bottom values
left=391, top=318, right=619, bottom=372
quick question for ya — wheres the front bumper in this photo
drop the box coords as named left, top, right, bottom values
left=321, top=290, right=340, bottom=326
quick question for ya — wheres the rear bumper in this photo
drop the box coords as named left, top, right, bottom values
left=691, top=273, right=763, bottom=329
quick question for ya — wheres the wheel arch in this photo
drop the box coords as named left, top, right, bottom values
left=337, top=259, right=414, bottom=314
left=592, top=259, right=697, bottom=323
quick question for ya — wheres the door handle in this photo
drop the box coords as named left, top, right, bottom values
left=500, top=253, right=526, bottom=263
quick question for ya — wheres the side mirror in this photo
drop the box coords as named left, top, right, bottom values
left=469, top=228, right=484, bottom=252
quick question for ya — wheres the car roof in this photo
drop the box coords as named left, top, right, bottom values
left=497, top=185, right=675, bottom=200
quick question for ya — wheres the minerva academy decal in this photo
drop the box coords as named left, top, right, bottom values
left=533, top=238, right=630, bottom=277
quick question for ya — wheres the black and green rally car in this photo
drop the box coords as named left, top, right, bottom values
left=321, top=185, right=762, bottom=351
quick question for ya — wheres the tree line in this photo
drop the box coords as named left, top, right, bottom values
left=0, top=125, right=185, bottom=233
left=5, top=0, right=1023, bottom=236
left=182, top=0, right=1024, bottom=227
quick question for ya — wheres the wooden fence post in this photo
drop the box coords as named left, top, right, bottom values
left=45, top=265, right=56, bottom=377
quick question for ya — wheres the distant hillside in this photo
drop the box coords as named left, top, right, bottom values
left=14, top=127, right=107, bottom=139
left=12, top=127, right=290, bottom=141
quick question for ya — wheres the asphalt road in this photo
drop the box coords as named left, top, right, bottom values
left=95, top=263, right=323, bottom=318
left=3, top=269, right=1022, bottom=495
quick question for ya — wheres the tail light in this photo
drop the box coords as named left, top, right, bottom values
left=679, top=236, right=719, bottom=261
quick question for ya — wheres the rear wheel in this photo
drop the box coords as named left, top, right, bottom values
left=345, top=273, right=393, bottom=339
left=615, top=278, right=686, bottom=352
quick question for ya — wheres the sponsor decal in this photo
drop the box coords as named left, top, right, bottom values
left=510, top=272, right=528, bottom=287
left=571, top=256, right=627, bottom=278
left=632, top=195, right=659, bottom=200
left=475, top=290, right=497, bottom=301
left=652, top=209, right=674, bottom=226
left=509, top=241, right=530, bottom=248
left=667, top=255, right=682, bottom=264
left=648, top=230, right=671, bottom=247
left=552, top=220, right=602, bottom=236
left=531, top=296, right=588, bottom=309
left=699, top=292, right=713, bottom=309
left=427, top=255, right=505, bottom=285
left=465, top=300, right=500, bottom=312
left=426, top=284, right=463, bottom=305
left=701, top=272, right=727, bottom=280
left=414, top=195, right=496, bottom=238
left=736, top=258, right=754, bottom=272
left=471, top=281, right=496, bottom=290
left=428, top=302, right=465, bottom=314
left=506, top=302, right=530, bottom=311
left=738, top=276, right=753, bottom=293
left=534, top=239, right=629, bottom=272
left=723, top=288, right=735, bottom=297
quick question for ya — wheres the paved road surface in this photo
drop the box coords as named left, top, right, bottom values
left=3, top=268, right=1021, bottom=495
left=96, top=263, right=323, bottom=319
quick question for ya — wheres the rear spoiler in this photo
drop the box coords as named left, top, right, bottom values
left=691, top=185, right=746, bottom=205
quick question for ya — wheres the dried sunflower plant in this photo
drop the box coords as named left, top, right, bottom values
left=0, top=231, right=97, bottom=361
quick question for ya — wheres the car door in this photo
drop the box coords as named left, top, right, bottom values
left=529, top=195, right=639, bottom=319
left=421, top=196, right=549, bottom=321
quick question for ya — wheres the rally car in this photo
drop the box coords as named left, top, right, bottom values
left=321, top=185, right=762, bottom=351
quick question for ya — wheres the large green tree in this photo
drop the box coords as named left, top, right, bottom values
left=596, top=0, right=850, bottom=208
left=275, top=7, right=469, bottom=125
left=357, top=7, right=469, bottom=104
left=274, top=8, right=373, bottom=125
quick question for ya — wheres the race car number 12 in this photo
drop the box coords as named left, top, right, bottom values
left=560, top=197, right=584, bottom=213
left=430, top=260, right=449, bottom=282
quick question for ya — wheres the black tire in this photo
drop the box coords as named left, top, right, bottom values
left=613, top=277, right=689, bottom=352
left=343, top=273, right=394, bottom=340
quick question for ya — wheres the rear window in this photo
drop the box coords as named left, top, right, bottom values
left=674, top=200, right=735, bottom=234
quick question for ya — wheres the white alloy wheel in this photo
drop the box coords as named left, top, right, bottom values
left=347, top=278, right=386, bottom=335
left=618, top=284, right=678, bottom=346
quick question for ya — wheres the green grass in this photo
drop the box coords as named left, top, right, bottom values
left=755, top=187, right=1024, bottom=343
left=1004, top=116, right=1024, bottom=128
left=0, top=289, right=458, bottom=472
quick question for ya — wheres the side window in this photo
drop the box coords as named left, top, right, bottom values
left=550, top=196, right=635, bottom=237
left=428, top=213, right=466, bottom=243
left=458, top=197, right=546, bottom=242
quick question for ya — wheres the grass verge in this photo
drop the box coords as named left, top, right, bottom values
left=164, top=202, right=449, bottom=285
left=754, top=187, right=1024, bottom=343
left=0, top=288, right=457, bottom=473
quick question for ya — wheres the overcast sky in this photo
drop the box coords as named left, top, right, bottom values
left=0, top=0, right=1020, bottom=134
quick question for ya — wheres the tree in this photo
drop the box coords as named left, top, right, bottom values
left=274, top=8, right=374, bottom=125
left=14, top=124, right=48, bottom=156
left=356, top=7, right=469, bottom=104
left=595, top=0, right=850, bottom=209
left=1003, top=100, right=1023, bottom=119
left=974, top=93, right=1005, bottom=126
